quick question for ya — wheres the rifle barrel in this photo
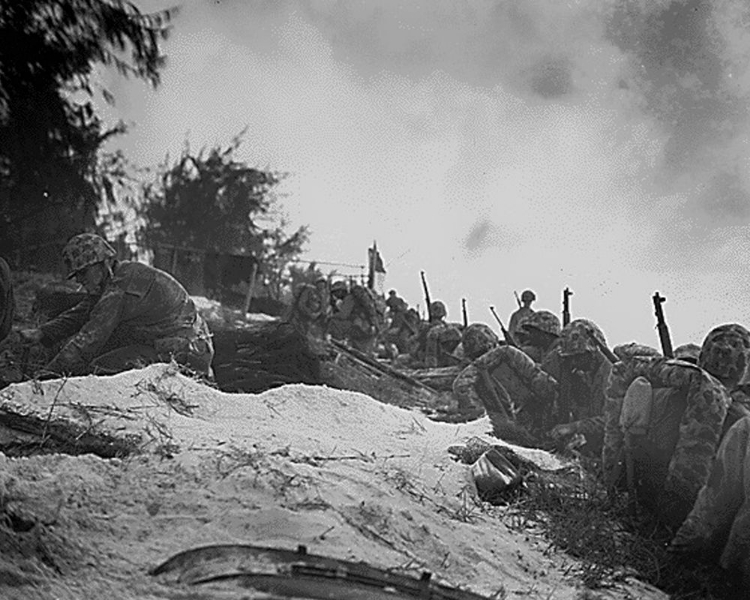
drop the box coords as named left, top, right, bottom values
left=420, top=271, right=432, bottom=321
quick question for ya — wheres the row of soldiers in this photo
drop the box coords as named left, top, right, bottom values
left=4, top=239, right=748, bottom=589
left=286, top=278, right=467, bottom=367
left=438, top=290, right=750, bottom=590
left=291, top=278, right=750, bottom=588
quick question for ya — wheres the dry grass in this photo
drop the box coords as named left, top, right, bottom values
left=491, top=450, right=741, bottom=599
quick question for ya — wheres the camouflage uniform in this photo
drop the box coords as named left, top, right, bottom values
left=673, top=343, right=701, bottom=364
left=385, top=306, right=419, bottom=355
left=41, top=235, right=213, bottom=377
left=671, top=415, right=750, bottom=585
left=424, top=301, right=462, bottom=368
left=333, top=285, right=383, bottom=355
left=0, top=257, right=14, bottom=343
left=453, top=335, right=558, bottom=445
left=287, top=281, right=329, bottom=340
left=508, top=308, right=533, bottom=342
left=455, top=318, right=612, bottom=448
left=601, top=324, right=749, bottom=529
left=328, top=281, right=350, bottom=341
left=547, top=319, right=612, bottom=424
left=518, top=310, right=561, bottom=364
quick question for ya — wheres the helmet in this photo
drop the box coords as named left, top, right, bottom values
left=521, top=310, right=561, bottom=337
left=559, top=319, right=607, bottom=357
left=521, top=290, right=536, bottom=303
left=62, top=233, right=116, bottom=278
left=673, top=343, right=701, bottom=364
left=699, top=324, right=750, bottom=383
left=613, top=342, right=660, bottom=362
left=429, top=301, right=447, bottom=320
left=462, top=323, right=499, bottom=360
left=330, top=280, right=348, bottom=295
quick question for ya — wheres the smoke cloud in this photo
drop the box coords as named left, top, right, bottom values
left=103, top=0, right=750, bottom=345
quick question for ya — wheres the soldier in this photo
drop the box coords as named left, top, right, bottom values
left=383, top=296, right=417, bottom=356
left=328, top=283, right=383, bottom=355
left=551, top=341, right=661, bottom=455
left=453, top=318, right=612, bottom=448
left=20, top=233, right=214, bottom=377
left=517, top=310, right=561, bottom=364
left=423, top=300, right=462, bottom=368
left=451, top=323, right=499, bottom=419
left=671, top=414, right=750, bottom=588
left=286, top=278, right=329, bottom=341
left=328, top=280, right=350, bottom=341
left=602, top=323, right=750, bottom=531
left=0, top=257, right=14, bottom=343
left=385, top=289, right=407, bottom=315
left=508, top=289, right=535, bottom=340
left=551, top=319, right=614, bottom=423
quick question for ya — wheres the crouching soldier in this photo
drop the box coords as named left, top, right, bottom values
left=423, top=301, right=462, bottom=368
left=603, top=324, right=750, bottom=532
left=671, top=414, right=750, bottom=589
left=20, top=233, right=214, bottom=378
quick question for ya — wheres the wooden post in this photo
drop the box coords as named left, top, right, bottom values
left=243, top=262, right=259, bottom=314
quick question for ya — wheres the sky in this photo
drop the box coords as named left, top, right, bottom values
left=97, top=0, right=750, bottom=348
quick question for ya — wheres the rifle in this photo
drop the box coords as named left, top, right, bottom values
left=489, top=306, right=518, bottom=347
left=562, top=287, right=573, bottom=327
left=652, top=292, right=674, bottom=358
left=585, top=330, right=619, bottom=364
left=513, top=290, right=522, bottom=309
left=420, top=271, right=432, bottom=321
left=461, top=298, right=468, bottom=328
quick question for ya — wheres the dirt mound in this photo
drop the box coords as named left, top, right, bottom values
left=0, top=365, right=666, bottom=599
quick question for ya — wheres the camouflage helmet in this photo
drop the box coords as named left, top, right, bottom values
left=613, top=342, right=660, bottom=362
left=673, top=342, right=701, bottom=365
left=62, top=233, right=116, bottom=278
left=429, top=300, right=447, bottom=320
left=462, top=323, right=499, bottom=360
left=521, top=289, right=536, bottom=303
left=521, top=310, right=561, bottom=337
left=330, top=280, right=348, bottom=295
left=699, top=324, right=750, bottom=383
left=559, top=319, right=607, bottom=357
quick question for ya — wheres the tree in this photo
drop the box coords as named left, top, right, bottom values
left=0, top=0, right=175, bottom=263
left=137, top=131, right=310, bottom=300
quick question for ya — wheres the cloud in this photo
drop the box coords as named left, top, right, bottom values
left=104, top=0, right=750, bottom=345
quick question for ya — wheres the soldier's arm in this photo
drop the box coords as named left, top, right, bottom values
left=476, top=345, right=558, bottom=403
left=39, top=295, right=97, bottom=344
left=45, top=288, right=125, bottom=375
left=453, top=364, right=482, bottom=411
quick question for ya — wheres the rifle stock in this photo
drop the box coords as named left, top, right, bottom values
left=652, top=292, right=674, bottom=358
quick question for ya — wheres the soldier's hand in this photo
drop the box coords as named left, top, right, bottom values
left=20, top=328, right=43, bottom=344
